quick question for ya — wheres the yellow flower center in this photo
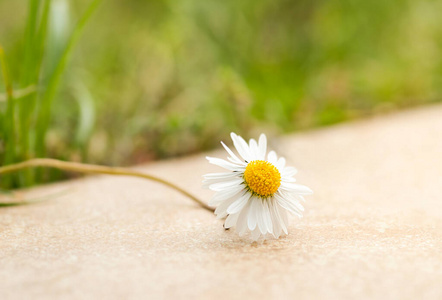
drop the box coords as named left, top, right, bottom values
left=244, top=160, right=281, bottom=197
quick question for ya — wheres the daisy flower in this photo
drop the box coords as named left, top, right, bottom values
left=203, top=133, right=312, bottom=240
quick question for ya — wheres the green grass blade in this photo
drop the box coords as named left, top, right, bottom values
left=0, top=85, right=37, bottom=102
left=0, top=45, right=16, bottom=187
left=16, top=0, right=52, bottom=187
left=72, top=80, right=96, bottom=155
left=0, top=45, right=15, bottom=160
left=21, top=0, right=40, bottom=84
left=35, top=0, right=102, bottom=158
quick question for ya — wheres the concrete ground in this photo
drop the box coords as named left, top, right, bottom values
left=1, top=105, right=442, bottom=299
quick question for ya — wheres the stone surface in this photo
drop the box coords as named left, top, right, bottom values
left=1, top=105, right=442, bottom=299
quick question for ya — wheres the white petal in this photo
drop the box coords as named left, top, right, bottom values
left=251, top=227, right=261, bottom=241
left=258, top=134, right=267, bottom=159
left=247, top=198, right=259, bottom=230
left=263, top=201, right=273, bottom=234
left=215, top=195, right=239, bottom=219
left=227, top=192, right=250, bottom=214
left=276, top=157, right=286, bottom=169
left=279, top=191, right=305, bottom=211
left=256, top=200, right=267, bottom=234
left=294, top=200, right=304, bottom=212
left=269, top=201, right=282, bottom=238
left=202, top=172, right=240, bottom=188
left=209, top=178, right=244, bottom=191
left=276, top=203, right=289, bottom=234
left=281, top=166, right=297, bottom=177
left=206, top=156, right=244, bottom=171
left=248, top=138, right=259, bottom=161
left=237, top=200, right=251, bottom=235
left=281, top=177, right=296, bottom=183
left=278, top=190, right=305, bottom=211
left=208, top=186, right=244, bottom=206
left=203, top=172, right=239, bottom=180
left=231, top=132, right=252, bottom=162
left=221, top=141, right=245, bottom=165
left=280, top=182, right=313, bottom=195
left=224, top=213, right=240, bottom=229
left=267, top=150, right=277, bottom=164
left=275, top=193, right=303, bottom=217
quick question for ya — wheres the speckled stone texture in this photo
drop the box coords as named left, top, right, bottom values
left=1, top=105, right=442, bottom=300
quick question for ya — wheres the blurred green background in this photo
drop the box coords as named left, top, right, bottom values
left=1, top=0, right=442, bottom=188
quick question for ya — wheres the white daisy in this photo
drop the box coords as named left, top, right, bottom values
left=203, top=132, right=312, bottom=240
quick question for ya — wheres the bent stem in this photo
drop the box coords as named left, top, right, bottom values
left=0, top=158, right=213, bottom=212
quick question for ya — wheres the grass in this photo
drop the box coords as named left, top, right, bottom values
left=1, top=0, right=442, bottom=189
left=0, top=0, right=100, bottom=188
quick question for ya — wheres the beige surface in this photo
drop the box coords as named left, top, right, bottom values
left=2, top=105, right=442, bottom=299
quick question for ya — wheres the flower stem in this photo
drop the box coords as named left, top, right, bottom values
left=0, top=158, right=213, bottom=212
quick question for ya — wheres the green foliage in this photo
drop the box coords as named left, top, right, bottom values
left=0, top=0, right=100, bottom=188
left=1, top=0, right=442, bottom=188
